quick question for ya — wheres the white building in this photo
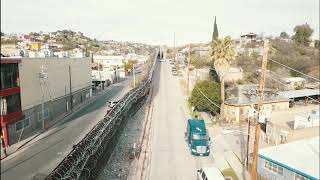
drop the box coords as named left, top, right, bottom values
left=92, top=70, right=116, bottom=83
left=258, top=137, right=319, bottom=180
left=224, top=67, right=243, bottom=82
left=93, top=55, right=127, bottom=70
left=70, top=48, right=85, bottom=58
left=294, top=109, right=319, bottom=129
left=54, top=51, right=71, bottom=58
left=282, top=77, right=306, bottom=90
left=39, top=48, right=54, bottom=57
left=240, top=32, right=257, bottom=45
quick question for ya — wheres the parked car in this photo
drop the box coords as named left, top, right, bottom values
left=108, top=101, right=118, bottom=108
left=172, top=70, right=178, bottom=76
left=197, top=167, right=225, bottom=180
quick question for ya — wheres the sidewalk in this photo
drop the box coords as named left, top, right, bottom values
left=1, top=80, right=132, bottom=180
left=0, top=87, right=113, bottom=160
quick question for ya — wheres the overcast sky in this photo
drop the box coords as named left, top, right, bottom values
left=1, top=0, right=319, bottom=46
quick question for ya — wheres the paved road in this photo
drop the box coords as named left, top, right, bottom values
left=0, top=78, right=133, bottom=180
left=148, top=61, right=214, bottom=180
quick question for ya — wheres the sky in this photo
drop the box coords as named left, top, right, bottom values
left=1, top=0, right=319, bottom=46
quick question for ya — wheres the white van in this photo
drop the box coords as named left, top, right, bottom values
left=197, top=167, right=225, bottom=180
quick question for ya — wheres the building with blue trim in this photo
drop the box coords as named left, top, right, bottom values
left=258, top=137, right=319, bottom=180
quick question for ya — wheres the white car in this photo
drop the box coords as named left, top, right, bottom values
left=197, top=167, right=225, bottom=180
left=108, top=101, right=118, bottom=108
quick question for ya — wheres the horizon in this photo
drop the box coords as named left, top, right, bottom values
left=1, top=0, right=319, bottom=46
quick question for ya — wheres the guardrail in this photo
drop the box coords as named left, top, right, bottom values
left=46, top=50, right=158, bottom=180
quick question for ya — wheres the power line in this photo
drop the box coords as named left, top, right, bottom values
left=269, top=59, right=320, bottom=82
left=195, top=86, right=221, bottom=109
left=266, top=75, right=287, bottom=86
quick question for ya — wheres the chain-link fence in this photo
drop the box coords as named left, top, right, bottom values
left=46, top=51, right=157, bottom=180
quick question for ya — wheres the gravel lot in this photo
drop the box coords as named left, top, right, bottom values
left=96, top=104, right=146, bottom=180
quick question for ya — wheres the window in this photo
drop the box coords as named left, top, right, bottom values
left=24, top=117, right=30, bottom=128
left=272, top=163, right=277, bottom=172
left=15, top=121, right=23, bottom=131
left=277, top=166, right=283, bottom=175
left=264, top=160, right=283, bottom=176
left=0, top=97, right=7, bottom=115
left=15, top=117, right=31, bottom=132
left=5, top=94, right=21, bottom=114
left=295, top=173, right=310, bottom=180
left=193, top=134, right=206, bottom=140
left=38, top=109, right=49, bottom=121
left=0, top=63, right=19, bottom=90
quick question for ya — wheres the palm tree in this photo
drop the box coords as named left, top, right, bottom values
left=210, top=36, right=235, bottom=120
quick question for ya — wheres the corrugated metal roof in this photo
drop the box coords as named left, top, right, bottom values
left=278, top=89, right=320, bottom=99
left=259, top=137, right=319, bottom=180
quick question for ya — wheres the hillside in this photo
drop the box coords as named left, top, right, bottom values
left=270, top=39, right=320, bottom=79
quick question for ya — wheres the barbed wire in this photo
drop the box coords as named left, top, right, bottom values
left=46, top=50, right=157, bottom=180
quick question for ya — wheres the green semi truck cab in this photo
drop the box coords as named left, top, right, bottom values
left=185, top=119, right=211, bottom=156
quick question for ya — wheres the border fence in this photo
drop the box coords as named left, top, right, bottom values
left=46, top=50, right=158, bottom=180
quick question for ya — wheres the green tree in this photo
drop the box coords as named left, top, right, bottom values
left=212, top=16, right=219, bottom=42
left=280, top=32, right=289, bottom=39
left=210, top=36, right=235, bottom=119
left=123, top=60, right=137, bottom=73
left=188, top=80, right=221, bottom=114
left=43, top=34, right=50, bottom=42
left=292, top=23, right=313, bottom=46
left=29, top=32, right=40, bottom=36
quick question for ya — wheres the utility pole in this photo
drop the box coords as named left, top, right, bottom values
left=173, top=32, right=176, bottom=62
left=187, top=44, right=191, bottom=94
left=98, top=59, right=103, bottom=91
left=246, top=114, right=251, bottom=168
left=69, top=65, right=73, bottom=111
left=246, top=105, right=255, bottom=168
left=251, top=40, right=269, bottom=180
left=133, top=63, right=136, bottom=88
left=39, top=64, right=48, bottom=130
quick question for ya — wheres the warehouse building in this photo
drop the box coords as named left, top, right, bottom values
left=258, top=137, right=319, bottom=180
left=1, top=57, right=92, bottom=146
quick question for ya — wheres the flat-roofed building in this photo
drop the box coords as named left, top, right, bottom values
left=277, top=89, right=320, bottom=106
left=224, top=84, right=289, bottom=123
left=224, top=67, right=243, bottom=82
left=258, top=137, right=319, bottom=180
left=265, top=104, right=320, bottom=145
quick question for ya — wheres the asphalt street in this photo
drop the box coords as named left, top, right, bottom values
left=0, top=77, right=132, bottom=180
left=148, top=61, right=214, bottom=180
